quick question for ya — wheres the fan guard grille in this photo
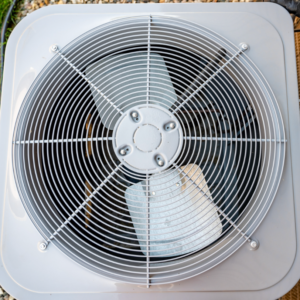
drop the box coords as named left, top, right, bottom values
left=12, top=16, right=286, bottom=285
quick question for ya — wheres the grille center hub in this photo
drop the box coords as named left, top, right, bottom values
left=113, top=105, right=183, bottom=174
left=134, top=124, right=162, bottom=152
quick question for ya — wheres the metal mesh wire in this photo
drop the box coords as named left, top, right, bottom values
left=12, top=16, right=286, bottom=285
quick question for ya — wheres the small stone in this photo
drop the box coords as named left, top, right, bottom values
left=0, top=289, right=3, bottom=296
left=8, top=296, right=14, bottom=300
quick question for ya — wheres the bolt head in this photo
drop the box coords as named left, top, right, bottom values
left=50, top=45, right=58, bottom=52
left=241, top=43, right=249, bottom=51
left=120, top=149, right=126, bottom=156
left=152, top=191, right=156, bottom=195
left=131, top=112, right=138, bottom=118
left=39, top=242, right=47, bottom=251
left=176, top=182, right=180, bottom=187
left=169, top=122, right=175, bottom=129
left=249, top=240, right=259, bottom=250
left=158, top=160, right=164, bottom=166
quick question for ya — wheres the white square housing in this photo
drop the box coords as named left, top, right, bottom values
left=0, top=3, right=300, bottom=300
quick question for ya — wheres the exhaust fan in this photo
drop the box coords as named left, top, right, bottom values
left=1, top=3, right=300, bottom=299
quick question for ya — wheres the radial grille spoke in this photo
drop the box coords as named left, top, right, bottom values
left=53, top=47, right=123, bottom=115
left=172, top=46, right=246, bottom=114
left=146, top=173, right=150, bottom=288
left=47, top=165, right=121, bottom=242
left=13, top=137, right=113, bottom=144
left=178, top=166, right=250, bottom=242
left=183, top=137, right=287, bottom=143
left=146, top=16, right=151, bottom=107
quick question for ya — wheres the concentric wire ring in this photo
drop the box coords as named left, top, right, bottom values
left=12, top=15, right=286, bottom=285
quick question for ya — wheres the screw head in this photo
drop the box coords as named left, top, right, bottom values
left=158, top=160, right=164, bottom=166
left=241, top=43, right=249, bottom=51
left=120, top=149, right=126, bottom=156
left=176, top=182, right=180, bottom=187
left=131, top=112, right=138, bottom=118
left=152, top=191, right=156, bottom=195
left=169, top=122, right=175, bottom=129
left=249, top=239, right=259, bottom=250
left=39, top=242, right=47, bottom=251
left=50, top=45, right=58, bottom=52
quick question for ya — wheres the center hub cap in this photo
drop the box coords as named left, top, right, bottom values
left=113, top=105, right=183, bottom=173
left=134, top=124, right=162, bottom=152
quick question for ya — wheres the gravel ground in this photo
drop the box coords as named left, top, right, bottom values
left=15, top=0, right=255, bottom=25
left=0, top=286, right=15, bottom=300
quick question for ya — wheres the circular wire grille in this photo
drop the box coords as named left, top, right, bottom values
left=12, top=16, right=286, bottom=285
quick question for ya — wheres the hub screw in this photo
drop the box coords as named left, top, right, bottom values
left=119, top=146, right=131, bottom=156
left=120, top=149, right=126, bottom=156
left=131, top=111, right=140, bottom=123
left=155, top=155, right=165, bottom=167
left=164, top=122, right=176, bottom=131
left=158, top=160, right=164, bottom=166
